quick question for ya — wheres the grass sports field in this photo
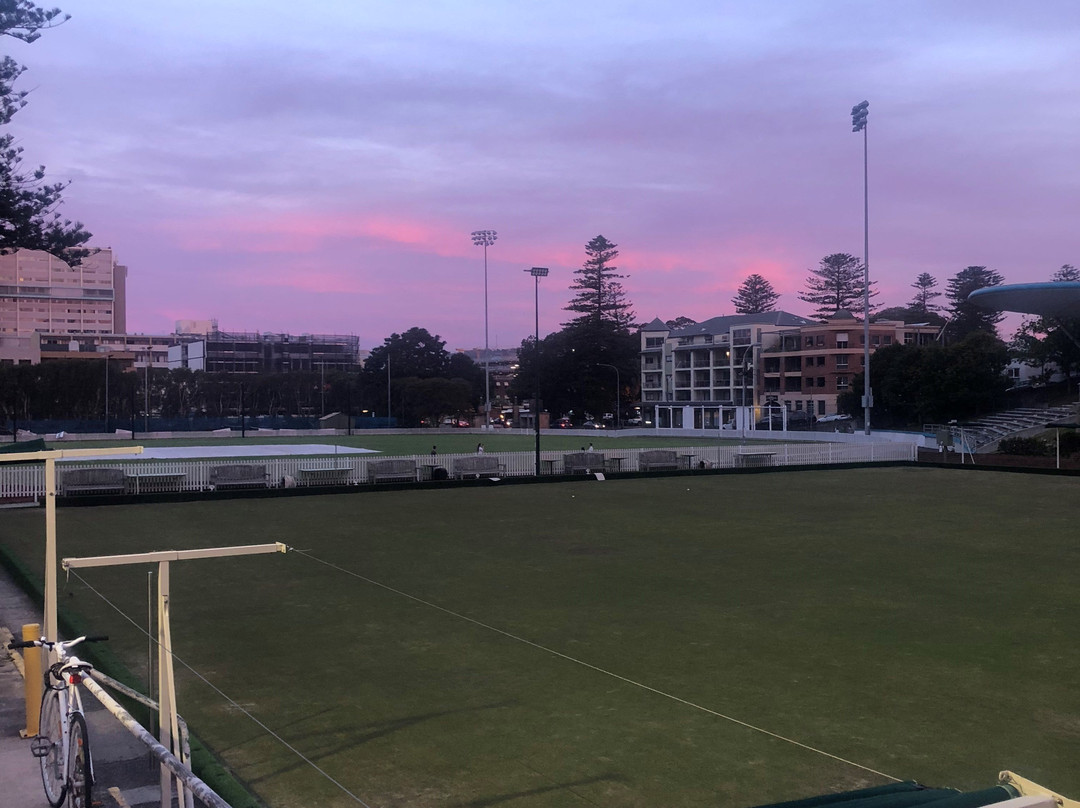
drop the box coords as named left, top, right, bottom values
left=2, top=466, right=1078, bottom=807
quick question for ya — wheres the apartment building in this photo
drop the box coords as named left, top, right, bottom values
left=640, top=310, right=940, bottom=430
left=761, top=311, right=939, bottom=417
left=640, top=312, right=815, bottom=429
left=0, top=248, right=127, bottom=337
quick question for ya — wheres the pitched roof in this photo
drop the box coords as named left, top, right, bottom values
left=669, top=311, right=814, bottom=337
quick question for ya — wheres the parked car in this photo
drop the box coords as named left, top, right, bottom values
left=816, top=414, right=852, bottom=423
left=581, top=420, right=604, bottom=429
left=757, top=411, right=816, bottom=430
left=555, top=417, right=573, bottom=429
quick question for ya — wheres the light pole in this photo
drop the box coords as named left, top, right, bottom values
left=526, top=266, right=548, bottom=475
left=597, top=363, right=620, bottom=429
left=739, top=343, right=761, bottom=442
left=852, top=99, right=871, bottom=435
left=471, top=229, right=498, bottom=429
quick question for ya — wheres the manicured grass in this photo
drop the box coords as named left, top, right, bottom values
left=2, top=467, right=1078, bottom=807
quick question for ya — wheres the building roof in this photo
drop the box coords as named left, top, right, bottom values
left=670, top=311, right=815, bottom=338
left=968, top=282, right=1080, bottom=318
left=640, top=317, right=670, bottom=331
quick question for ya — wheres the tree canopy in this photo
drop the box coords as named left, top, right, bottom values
left=909, top=272, right=941, bottom=316
left=945, top=266, right=1005, bottom=341
left=0, top=1, right=90, bottom=260
left=798, top=253, right=877, bottom=320
left=732, top=273, right=780, bottom=314
left=563, top=235, right=635, bottom=331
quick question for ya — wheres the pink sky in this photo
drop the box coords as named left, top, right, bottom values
left=14, top=0, right=1080, bottom=350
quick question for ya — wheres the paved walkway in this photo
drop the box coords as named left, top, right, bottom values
left=0, top=565, right=168, bottom=808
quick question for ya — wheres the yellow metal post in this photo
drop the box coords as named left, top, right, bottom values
left=20, top=622, right=43, bottom=737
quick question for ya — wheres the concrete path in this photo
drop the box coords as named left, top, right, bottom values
left=0, top=567, right=169, bottom=808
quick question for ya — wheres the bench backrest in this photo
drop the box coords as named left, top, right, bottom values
left=639, top=450, right=677, bottom=464
left=63, top=468, right=125, bottom=486
left=210, top=464, right=267, bottom=481
left=453, top=456, right=500, bottom=474
left=369, top=459, right=416, bottom=474
left=563, top=452, right=605, bottom=467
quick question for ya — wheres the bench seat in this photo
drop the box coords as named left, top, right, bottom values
left=451, top=456, right=504, bottom=479
left=296, top=466, right=352, bottom=486
left=210, top=464, right=269, bottom=489
left=368, top=459, right=417, bottom=483
left=62, top=468, right=126, bottom=495
left=638, top=450, right=679, bottom=472
left=563, top=452, right=607, bottom=474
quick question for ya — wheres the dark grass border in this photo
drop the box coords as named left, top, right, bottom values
left=0, top=544, right=264, bottom=808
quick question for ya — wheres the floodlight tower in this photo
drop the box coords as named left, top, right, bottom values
left=851, top=100, right=871, bottom=435
left=471, top=230, right=498, bottom=429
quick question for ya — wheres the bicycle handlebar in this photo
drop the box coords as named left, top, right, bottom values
left=7, top=635, right=109, bottom=651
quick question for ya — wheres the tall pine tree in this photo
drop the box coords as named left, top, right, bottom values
left=563, top=235, right=635, bottom=331
left=732, top=274, right=779, bottom=314
left=798, top=253, right=877, bottom=320
left=0, top=2, right=90, bottom=260
left=945, top=266, right=1004, bottom=340
left=908, top=272, right=941, bottom=315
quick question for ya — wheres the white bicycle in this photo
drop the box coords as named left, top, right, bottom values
left=8, top=634, right=108, bottom=808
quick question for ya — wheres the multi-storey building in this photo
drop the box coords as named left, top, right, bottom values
left=640, top=310, right=941, bottom=430
left=168, top=328, right=361, bottom=373
left=640, top=312, right=815, bottom=429
left=0, top=248, right=127, bottom=337
left=761, top=311, right=939, bottom=417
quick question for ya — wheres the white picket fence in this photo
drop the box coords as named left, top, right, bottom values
left=0, top=442, right=916, bottom=501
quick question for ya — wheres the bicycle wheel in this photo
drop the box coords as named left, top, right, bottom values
left=37, top=689, right=67, bottom=807
left=66, top=712, right=93, bottom=808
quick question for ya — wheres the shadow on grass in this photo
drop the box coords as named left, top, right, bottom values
left=239, top=700, right=518, bottom=786
left=450, top=772, right=629, bottom=807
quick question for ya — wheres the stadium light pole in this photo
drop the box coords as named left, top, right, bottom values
left=597, top=363, right=620, bottom=429
left=472, top=230, right=498, bottom=429
left=526, top=267, right=548, bottom=475
left=851, top=99, right=871, bottom=435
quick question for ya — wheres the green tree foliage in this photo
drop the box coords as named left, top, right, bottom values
left=909, top=272, right=941, bottom=315
left=873, top=305, right=946, bottom=328
left=945, top=265, right=1004, bottom=341
left=510, top=326, right=638, bottom=423
left=838, top=331, right=1010, bottom=426
left=364, top=327, right=450, bottom=380
left=732, top=273, right=779, bottom=314
left=0, top=1, right=90, bottom=260
left=563, top=235, right=635, bottom=331
left=798, top=253, right=877, bottom=320
left=664, top=316, right=696, bottom=329
left=1010, top=264, right=1080, bottom=390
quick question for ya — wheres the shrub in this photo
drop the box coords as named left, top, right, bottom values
left=1057, top=429, right=1080, bottom=456
left=997, top=436, right=1052, bottom=456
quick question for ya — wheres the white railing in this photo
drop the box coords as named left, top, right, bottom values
left=0, top=443, right=916, bottom=500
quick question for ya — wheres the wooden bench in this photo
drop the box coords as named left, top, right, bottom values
left=734, top=449, right=777, bottom=468
left=296, top=466, right=352, bottom=486
left=209, top=464, right=269, bottom=489
left=563, top=452, right=607, bottom=474
left=62, top=468, right=126, bottom=495
left=368, top=458, right=417, bottom=484
left=638, top=450, right=679, bottom=472
left=451, top=456, right=504, bottom=479
left=125, top=471, right=187, bottom=494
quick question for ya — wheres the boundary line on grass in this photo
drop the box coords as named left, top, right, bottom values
left=289, top=547, right=903, bottom=784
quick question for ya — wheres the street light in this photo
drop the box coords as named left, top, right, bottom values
left=739, top=343, right=761, bottom=442
left=472, top=229, right=498, bottom=430
left=525, top=266, right=548, bottom=475
left=851, top=99, right=871, bottom=435
left=596, top=363, right=620, bottom=429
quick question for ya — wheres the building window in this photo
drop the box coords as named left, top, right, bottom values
left=835, top=332, right=848, bottom=348
left=645, top=337, right=664, bottom=348
left=817, top=377, right=825, bottom=388
left=872, top=335, right=880, bottom=346
left=883, top=335, right=892, bottom=345
left=816, top=356, right=825, bottom=366
left=837, top=375, right=849, bottom=390
left=816, top=335, right=825, bottom=346
left=835, top=355, right=848, bottom=369
left=818, top=400, right=826, bottom=415
left=805, top=336, right=814, bottom=347
left=904, top=332, right=915, bottom=345
left=805, top=357, right=814, bottom=368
